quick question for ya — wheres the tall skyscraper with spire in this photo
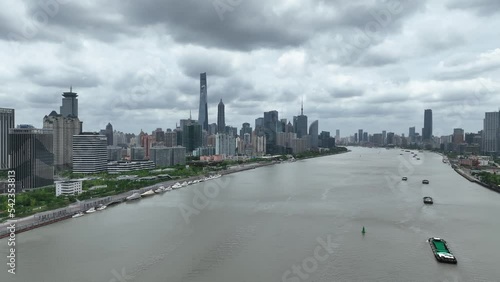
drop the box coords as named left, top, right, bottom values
left=295, top=100, right=308, bottom=138
left=217, top=99, right=225, bottom=134
left=60, top=86, right=78, bottom=118
left=198, top=73, right=208, bottom=131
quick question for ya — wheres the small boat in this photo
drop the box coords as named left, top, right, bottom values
left=402, top=177, right=408, bottom=181
left=96, top=205, right=107, bottom=211
left=126, top=192, right=141, bottom=201
left=85, top=207, right=96, bottom=214
left=362, top=226, right=366, bottom=235
left=181, top=181, right=188, bottom=187
left=428, top=237, right=457, bottom=264
left=423, top=197, right=433, bottom=204
left=188, top=181, right=193, bottom=185
left=72, top=212, right=84, bottom=218
left=172, top=182, right=182, bottom=189
left=154, top=186, right=166, bottom=193
left=141, top=190, right=155, bottom=197
left=417, top=158, right=420, bottom=160
left=164, top=186, right=172, bottom=191
left=422, top=180, right=430, bottom=184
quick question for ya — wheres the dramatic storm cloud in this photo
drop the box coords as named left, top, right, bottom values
left=1, top=0, right=499, bottom=136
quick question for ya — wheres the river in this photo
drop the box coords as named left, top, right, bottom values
left=1, top=147, right=499, bottom=281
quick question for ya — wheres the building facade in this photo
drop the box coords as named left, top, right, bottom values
left=0, top=108, right=14, bottom=169
left=43, top=112, right=81, bottom=170
left=309, top=120, right=319, bottom=149
left=9, top=128, right=54, bottom=190
left=55, top=180, right=82, bottom=196
left=482, top=111, right=500, bottom=155
left=72, top=133, right=107, bottom=174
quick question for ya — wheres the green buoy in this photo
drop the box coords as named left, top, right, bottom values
left=362, top=226, right=366, bottom=235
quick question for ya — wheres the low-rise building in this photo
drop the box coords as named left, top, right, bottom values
left=55, top=180, right=82, bottom=197
left=107, top=160, right=155, bottom=174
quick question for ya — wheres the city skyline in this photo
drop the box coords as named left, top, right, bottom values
left=1, top=1, right=499, bottom=135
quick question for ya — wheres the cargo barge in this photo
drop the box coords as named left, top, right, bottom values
left=428, top=237, right=457, bottom=264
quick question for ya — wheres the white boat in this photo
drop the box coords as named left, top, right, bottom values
left=172, top=182, right=182, bottom=189
left=96, top=205, right=107, bottom=211
left=181, top=181, right=188, bottom=187
left=188, top=181, right=193, bottom=185
left=85, top=207, right=96, bottom=214
left=126, top=192, right=141, bottom=201
left=165, top=186, right=172, bottom=191
left=72, top=212, right=84, bottom=218
left=154, top=186, right=166, bottom=193
left=141, top=190, right=155, bottom=197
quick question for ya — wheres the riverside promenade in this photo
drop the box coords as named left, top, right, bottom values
left=0, top=161, right=278, bottom=239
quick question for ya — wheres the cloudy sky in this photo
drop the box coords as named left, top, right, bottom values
left=1, top=0, right=500, bottom=137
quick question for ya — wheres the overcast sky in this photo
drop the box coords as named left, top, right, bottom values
left=1, top=0, right=500, bottom=137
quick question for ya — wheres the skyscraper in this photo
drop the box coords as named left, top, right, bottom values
left=409, top=127, right=416, bottom=143
left=295, top=102, right=308, bottom=138
left=105, top=123, right=113, bottom=146
left=240, top=123, right=252, bottom=140
left=358, top=129, right=363, bottom=143
left=0, top=108, right=14, bottom=169
left=482, top=111, right=500, bottom=154
left=382, top=130, right=387, bottom=145
left=217, top=99, right=225, bottom=134
left=9, top=128, right=54, bottom=190
left=182, top=122, right=203, bottom=152
left=423, top=109, right=433, bottom=141
left=198, top=73, right=208, bottom=131
left=309, top=120, right=319, bottom=149
left=60, top=87, right=78, bottom=118
left=43, top=111, right=81, bottom=170
left=335, top=130, right=340, bottom=143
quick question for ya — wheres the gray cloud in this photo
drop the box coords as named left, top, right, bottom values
left=447, top=0, right=500, bottom=16
left=2, top=0, right=500, bottom=137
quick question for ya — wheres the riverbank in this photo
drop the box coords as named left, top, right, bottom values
left=0, top=149, right=349, bottom=238
left=453, top=167, right=500, bottom=194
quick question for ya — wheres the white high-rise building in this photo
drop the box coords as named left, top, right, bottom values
left=482, top=111, right=500, bottom=154
left=72, top=133, right=107, bottom=174
left=215, top=133, right=236, bottom=157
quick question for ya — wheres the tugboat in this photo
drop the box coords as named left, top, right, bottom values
left=402, top=177, right=408, bottom=181
left=428, top=237, right=457, bottom=264
left=422, top=180, right=429, bottom=184
left=423, top=197, right=433, bottom=204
